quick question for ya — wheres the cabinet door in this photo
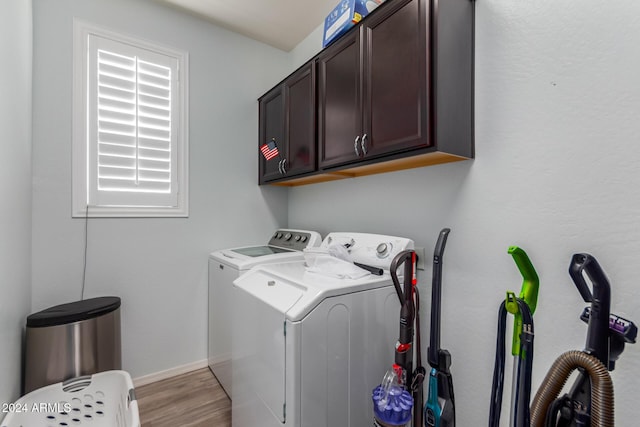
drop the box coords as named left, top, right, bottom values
left=362, top=0, right=430, bottom=158
left=284, top=63, right=316, bottom=177
left=318, top=30, right=363, bottom=169
left=258, top=86, right=285, bottom=184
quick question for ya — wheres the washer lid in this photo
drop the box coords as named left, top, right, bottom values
left=210, top=247, right=307, bottom=270
left=230, top=245, right=293, bottom=257
left=27, top=296, right=121, bottom=328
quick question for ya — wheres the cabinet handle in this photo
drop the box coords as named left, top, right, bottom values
left=282, top=158, right=287, bottom=174
left=278, top=159, right=283, bottom=174
left=354, top=136, right=361, bottom=157
left=361, top=134, right=368, bottom=155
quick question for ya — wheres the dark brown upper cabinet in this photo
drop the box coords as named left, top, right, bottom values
left=261, top=0, right=474, bottom=186
left=317, top=30, right=362, bottom=169
left=258, top=86, right=284, bottom=183
left=319, top=0, right=430, bottom=170
left=259, top=62, right=316, bottom=184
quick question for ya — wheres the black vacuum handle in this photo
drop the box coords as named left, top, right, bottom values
left=428, top=228, right=450, bottom=368
left=390, top=250, right=415, bottom=345
left=390, top=250, right=414, bottom=304
left=569, top=253, right=611, bottom=367
left=391, top=250, right=416, bottom=385
left=434, top=228, right=450, bottom=262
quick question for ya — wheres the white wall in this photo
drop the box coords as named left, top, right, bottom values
left=289, top=23, right=324, bottom=72
left=31, top=0, right=289, bottom=378
left=25, top=0, right=640, bottom=423
left=0, top=0, right=33, bottom=405
left=288, top=0, right=640, bottom=425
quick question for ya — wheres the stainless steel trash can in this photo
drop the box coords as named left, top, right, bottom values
left=23, top=296, right=122, bottom=394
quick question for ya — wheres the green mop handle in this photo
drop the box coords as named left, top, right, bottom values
left=506, top=246, right=539, bottom=357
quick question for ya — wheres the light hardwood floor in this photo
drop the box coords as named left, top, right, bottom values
left=136, top=368, right=231, bottom=427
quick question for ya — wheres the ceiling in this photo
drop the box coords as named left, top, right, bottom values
left=157, top=0, right=338, bottom=51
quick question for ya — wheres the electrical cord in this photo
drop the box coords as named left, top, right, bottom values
left=544, top=395, right=570, bottom=427
left=488, top=301, right=507, bottom=427
left=514, top=299, right=534, bottom=427
left=489, top=298, right=535, bottom=427
left=412, top=286, right=425, bottom=427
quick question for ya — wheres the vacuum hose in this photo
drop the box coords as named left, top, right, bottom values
left=530, top=350, right=614, bottom=427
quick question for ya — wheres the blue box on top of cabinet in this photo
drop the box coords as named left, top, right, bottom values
left=322, top=0, right=386, bottom=48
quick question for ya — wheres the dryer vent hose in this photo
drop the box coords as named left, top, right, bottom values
left=530, top=350, right=614, bottom=427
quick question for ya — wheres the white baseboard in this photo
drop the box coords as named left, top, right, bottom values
left=133, top=359, right=209, bottom=387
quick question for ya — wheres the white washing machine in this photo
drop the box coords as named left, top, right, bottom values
left=208, top=229, right=321, bottom=397
left=232, top=232, right=414, bottom=427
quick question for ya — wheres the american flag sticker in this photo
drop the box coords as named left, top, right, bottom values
left=260, top=139, right=280, bottom=161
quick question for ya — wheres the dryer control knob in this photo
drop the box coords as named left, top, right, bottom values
left=284, top=233, right=292, bottom=241
left=294, top=235, right=301, bottom=242
left=276, top=232, right=283, bottom=239
left=377, top=243, right=389, bottom=257
left=300, top=236, right=308, bottom=243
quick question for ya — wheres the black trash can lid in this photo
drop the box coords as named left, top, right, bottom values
left=27, top=296, right=121, bottom=328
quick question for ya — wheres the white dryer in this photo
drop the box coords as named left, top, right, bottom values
left=208, top=229, right=321, bottom=397
left=232, top=232, right=414, bottom=427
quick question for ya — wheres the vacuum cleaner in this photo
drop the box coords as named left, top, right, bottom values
left=424, top=228, right=455, bottom=427
left=372, top=248, right=424, bottom=427
left=488, top=246, right=539, bottom=427
left=530, top=253, right=637, bottom=427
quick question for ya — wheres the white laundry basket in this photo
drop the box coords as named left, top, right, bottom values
left=1, top=370, right=139, bottom=427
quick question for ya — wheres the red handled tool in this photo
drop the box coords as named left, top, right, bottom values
left=390, top=250, right=425, bottom=426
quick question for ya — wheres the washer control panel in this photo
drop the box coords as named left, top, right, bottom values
left=320, top=232, right=414, bottom=270
left=269, top=229, right=322, bottom=251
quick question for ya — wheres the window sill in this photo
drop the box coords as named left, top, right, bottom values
left=71, top=205, right=189, bottom=218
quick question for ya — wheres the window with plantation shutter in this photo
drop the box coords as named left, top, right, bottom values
left=73, top=21, right=189, bottom=217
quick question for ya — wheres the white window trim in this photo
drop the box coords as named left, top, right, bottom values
left=72, top=19, right=189, bottom=218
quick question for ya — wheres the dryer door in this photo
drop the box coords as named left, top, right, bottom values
left=232, top=272, right=304, bottom=427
